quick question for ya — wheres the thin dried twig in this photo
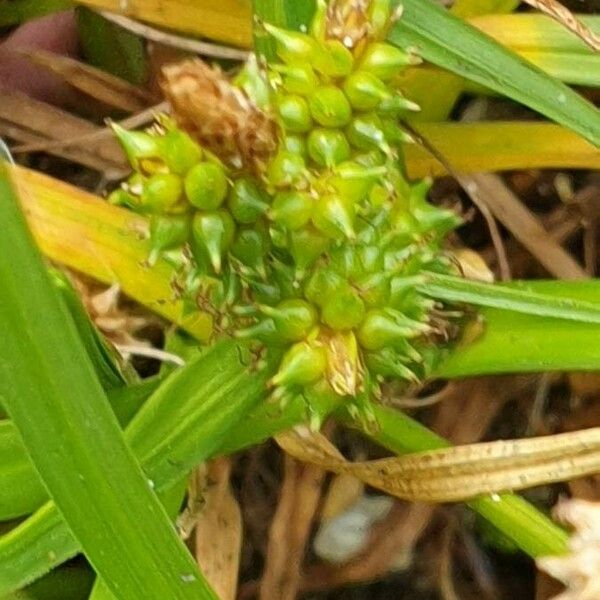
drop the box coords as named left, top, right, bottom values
left=461, top=173, right=587, bottom=280
left=11, top=101, right=168, bottom=155
left=98, top=10, right=251, bottom=61
left=522, top=0, right=600, bottom=52
left=259, top=454, right=326, bottom=600
left=401, top=120, right=511, bottom=281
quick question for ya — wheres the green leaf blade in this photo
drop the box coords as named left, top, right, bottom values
left=390, top=0, right=600, bottom=146
left=0, top=164, right=215, bottom=600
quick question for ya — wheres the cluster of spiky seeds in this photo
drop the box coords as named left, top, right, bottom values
left=110, top=0, right=463, bottom=419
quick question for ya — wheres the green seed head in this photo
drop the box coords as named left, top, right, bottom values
left=309, top=86, right=352, bottom=128
left=185, top=162, right=228, bottom=210
left=113, top=4, right=467, bottom=416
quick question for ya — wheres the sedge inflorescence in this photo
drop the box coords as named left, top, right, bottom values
left=110, top=0, right=464, bottom=422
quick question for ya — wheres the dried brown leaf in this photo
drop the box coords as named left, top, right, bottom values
left=276, top=427, right=600, bottom=503
left=13, top=48, right=156, bottom=112
left=0, top=91, right=126, bottom=176
left=192, top=459, right=242, bottom=600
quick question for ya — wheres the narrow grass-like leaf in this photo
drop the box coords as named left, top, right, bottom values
left=0, top=164, right=215, bottom=599
left=253, top=0, right=316, bottom=58
left=0, top=341, right=276, bottom=595
left=406, top=122, right=600, bottom=177
left=438, top=281, right=600, bottom=377
left=76, top=7, right=148, bottom=85
left=0, top=421, right=48, bottom=520
left=419, top=273, right=600, bottom=324
left=76, top=0, right=252, bottom=47
left=389, top=0, right=600, bottom=146
left=0, top=377, right=160, bottom=521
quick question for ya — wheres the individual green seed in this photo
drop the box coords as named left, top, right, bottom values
left=357, top=308, right=429, bottom=351
left=309, top=0, right=327, bottom=41
left=227, top=177, right=269, bottom=224
left=249, top=280, right=282, bottom=305
left=312, top=193, right=355, bottom=240
left=304, top=269, right=343, bottom=307
left=346, top=114, right=388, bottom=151
left=357, top=42, right=419, bottom=80
left=368, top=0, right=394, bottom=39
left=278, top=94, right=313, bottom=133
left=191, top=210, right=235, bottom=273
left=231, top=227, right=269, bottom=276
left=111, top=123, right=160, bottom=170
left=313, top=40, right=354, bottom=77
left=289, top=227, right=330, bottom=273
left=356, top=272, right=391, bottom=307
left=148, top=214, right=191, bottom=265
left=141, top=172, right=184, bottom=214
left=234, top=318, right=279, bottom=343
left=307, top=128, right=351, bottom=168
left=283, top=135, right=308, bottom=158
left=234, top=54, right=271, bottom=109
left=270, top=190, right=313, bottom=230
left=185, top=162, right=228, bottom=210
left=158, top=129, right=202, bottom=174
left=259, top=299, right=318, bottom=342
left=379, top=95, right=421, bottom=114
left=267, top=151, right=307, bottom=188
left=277, top=63, right=319, bottom=96
left=271, top=342, right=327, bottom=387
left=309, top=86, right=352, bottom=127
left=321, top=283, right=366, bottom=330
left=342, top=71, right=389, bottom=111
left=364, top=347, right=419, bottom=382
left=107, top=187, right=137, bottom=210
left=264, top=23, right=318, bottom=64
left=328, top=161, right=385, bottom=203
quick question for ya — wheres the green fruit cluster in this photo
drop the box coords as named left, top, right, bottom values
left=111, top=0, right=464, bottom=419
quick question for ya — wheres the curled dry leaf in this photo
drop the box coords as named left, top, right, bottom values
left=537, top=499, right=600, bottom=600
left=276, top=426, right=600, bottom=503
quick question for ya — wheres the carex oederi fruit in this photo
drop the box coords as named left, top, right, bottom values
left=110, top=0, right=467, bottom=426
